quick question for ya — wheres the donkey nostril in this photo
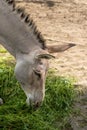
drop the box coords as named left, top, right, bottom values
left=34, top=102, right=41, bottom=108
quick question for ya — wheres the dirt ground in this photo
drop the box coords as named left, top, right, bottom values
left=3, top=0, right=87, bottom=129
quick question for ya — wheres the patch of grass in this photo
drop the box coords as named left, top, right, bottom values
left=0, top=46, right=15, bottom=67
left=0, top=46, right=7, bottom=53
left=0, top=48, right=76, bottom=130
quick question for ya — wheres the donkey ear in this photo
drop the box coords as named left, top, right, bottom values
left=47, top=43, right=76, bottom=53
left=36, top=53, right=55, bottom=59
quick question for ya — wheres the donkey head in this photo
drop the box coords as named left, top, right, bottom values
left=15, top=43, right=75, bottom=107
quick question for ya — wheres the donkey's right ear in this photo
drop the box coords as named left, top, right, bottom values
left=46, top=43, right=76, bottom=53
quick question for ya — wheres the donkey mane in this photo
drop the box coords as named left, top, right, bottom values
left=6, top=0, right=46, bottom=50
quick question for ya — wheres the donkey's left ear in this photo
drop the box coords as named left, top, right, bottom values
left=36, top=53, right=55, bottom=59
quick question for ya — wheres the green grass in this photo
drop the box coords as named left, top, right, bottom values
left=0, top=47, right=7, bottom=53
left=0, top=47, right=75, bottom=130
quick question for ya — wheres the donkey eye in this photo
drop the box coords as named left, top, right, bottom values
left=34, top=71, right=41, bottom=78
left=33, top=69, right=41, bottom=79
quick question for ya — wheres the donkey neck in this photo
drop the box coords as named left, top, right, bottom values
left=0, top=0, right=44, bottom=58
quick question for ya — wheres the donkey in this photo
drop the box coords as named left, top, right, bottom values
left=0, top=0, right=75, bottom=107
